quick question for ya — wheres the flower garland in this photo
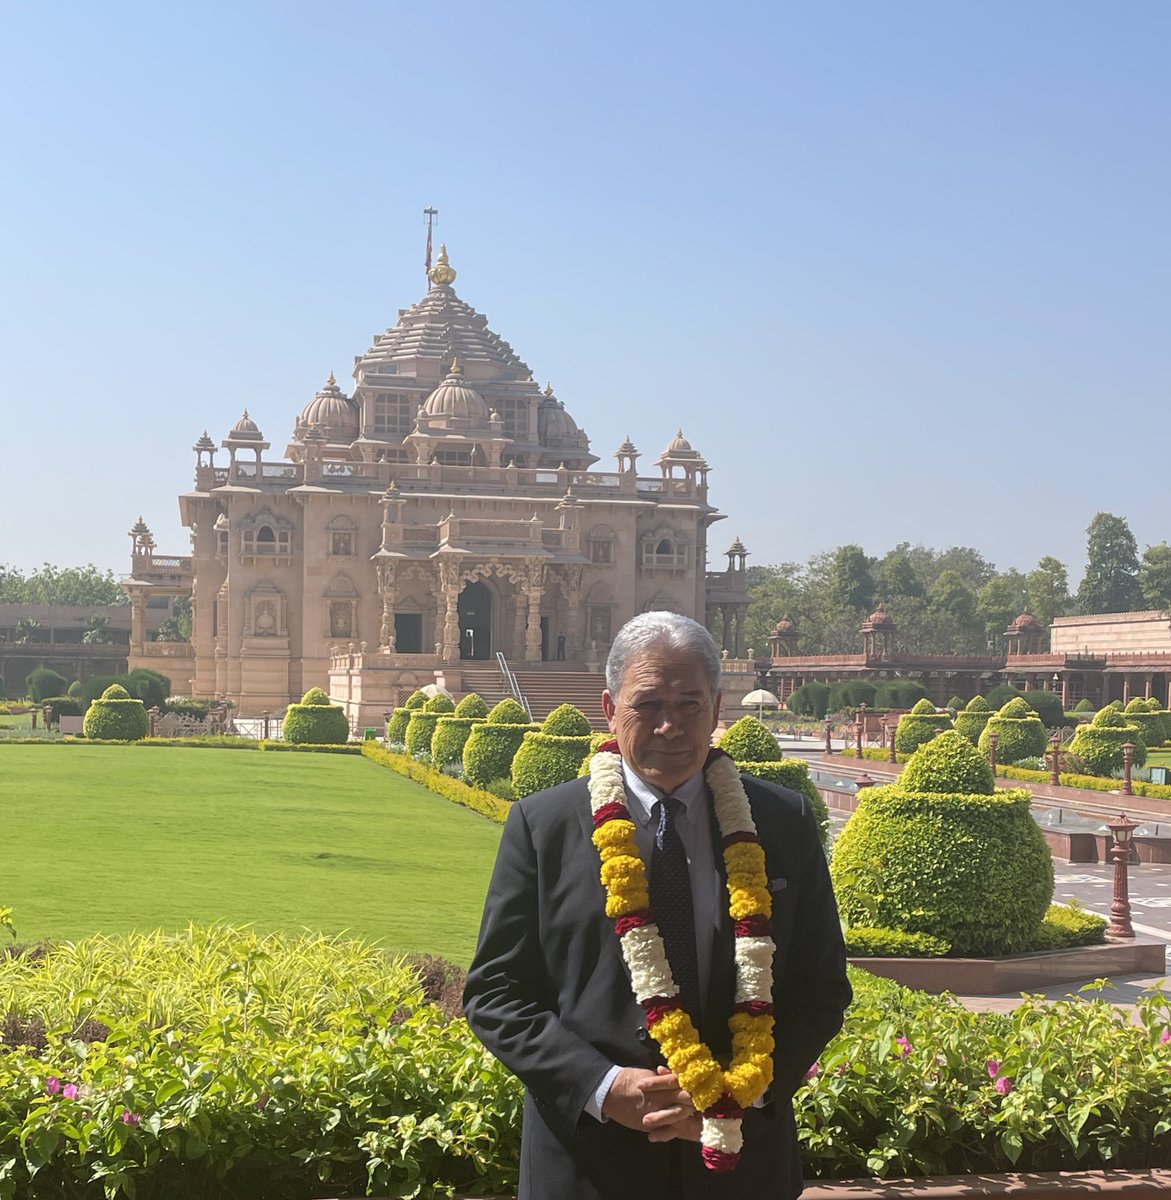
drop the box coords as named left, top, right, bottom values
left=588, top=741, right=776, bottom=1172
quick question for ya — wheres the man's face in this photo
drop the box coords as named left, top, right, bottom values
left=602, top=645, right=721, bottom=794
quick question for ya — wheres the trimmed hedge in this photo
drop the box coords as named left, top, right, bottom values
left=953, top=695, right=992, bottom=745
left=511, top=731, right=593, bottom=799
left=718, top=715, right=781, bottom=762
left=787, top=682, right=830, bottom=718
left=463, top=718, right=540, bottom=787
left=541, top=703, right=591, bottom=736
left=1036, top=902, right=1107, bottom=949
left=283, top=688, right=350, bottom=745
left=26, top=668, right=68, bottom=703
left=873, top=679, right=929, bottom=709
left=845, top=927, right=952, bottom=957
left=995, top=762, right=1171, bottom=801
left=431, top=714, right=485, bottom=768
left=361, top=743, right=511, bottom=824
left=454, top=693, right=489, bottom=719
left=485, top=697, right=529, bottom=725
left=1068, top=704, right=1148, bottom=776
left=386, top=707, right=411, bottom=747
left=1125, top=697, right=1169, bottom=749
left=42, top=696, right=82, bottom=725
left=832, top=732, right=1054, bottom=955
left=977, top=696, right=1048, bottom=765
left=82, top=684, right=149, bottom=741
left=894, top=699, right=952, bottom=756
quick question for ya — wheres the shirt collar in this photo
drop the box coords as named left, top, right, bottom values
left=621, top=760, right=708, bottom=828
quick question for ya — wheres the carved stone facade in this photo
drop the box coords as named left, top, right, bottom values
left=126, top=245, right=751, bottom=716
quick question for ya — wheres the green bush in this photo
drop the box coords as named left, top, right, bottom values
left=26, top=667, right=68, bottom=703
left=79, top=674, right=125, bottom=712
left=404, top=699, right=454, bottom=757
left=404, top=689, right=428, bottom=710
left=463, top=715, right=540, bottom=787
left=1018, top=690, right=1065, bottom=730
left=829, top=681, right=877, bottom=712
left=454, top=692, right=489, bottom=718
left=486, top=697, right=530, bottom=725
left=66, top=680, right=83, bottom=699
left=944, top=694, right=965, bottom=712
left=845, top=927, right=952, bottom=957
left=283, top=688, right=350, bottom=745
left=1125, top=697, right=1169, bottom=749
left=42, top=696, right=82, bottom=725
left=1035, top=901, right=1107, bottom=949
left=126, top=666, right=171, bottom=711
left=873, top=679, right=929, bottom=709
left=165, top=698, right=214, bottom=720
left=893, top=698, right=952, bottom=756
left=718, top=715, right=782, bottom=762
left=82, top=684, right=150, bottom=741
left=787, top=682, right=831, bottom=718
left=1068, top=705, right=1148, bottom=776
left=737, top=760, right=830, bottom=849
left=978, top=696, right=1048, bottom=765
left=832, top=733, right=1054, bottom=955
left=953, top=695, right=993, bottom=745
left=424, top=692, right=455, bottom=714
left=541, top=703, right=591, bottom=736
left=386, top=706, right=412, bottom=747
left=483, top=777, right=517, bottom=801
left=1073, top=698, right=1095, bottom=713
left=431, top=714, right=484, bottom=767
left=511, top=730, right=592, bottom=799
left=986, top=682, right=1025, bottom=710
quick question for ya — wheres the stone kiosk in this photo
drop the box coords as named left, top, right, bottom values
left=128, top=245, right=752, bottom=726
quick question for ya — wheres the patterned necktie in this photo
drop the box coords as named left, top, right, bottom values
left=650, top=796, right=701, bottom=1020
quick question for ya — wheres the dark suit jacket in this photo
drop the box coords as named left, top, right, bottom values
left=463, top=772, right=851, bottom=1200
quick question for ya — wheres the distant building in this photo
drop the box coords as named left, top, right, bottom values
left=125, top=244, right=752, bottom=722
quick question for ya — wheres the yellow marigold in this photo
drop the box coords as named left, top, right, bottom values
left=728, top=884, right=770, bottom=918
left=726, top=1056, right=772, bottom=1107
left=593, top=820, right=638, bottom=854
left=729, top=1011, right=774, bottom=1038
left=723, top=842, right=766, bottom=875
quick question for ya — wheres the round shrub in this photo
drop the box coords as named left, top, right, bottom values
left=873, top=679, right=929, bottom=709
left=945, top=695, right=965, bottom=712
left=718, top=715, right=782, bottom=762
left=424, top=693, right=455, bottom=715
left=454, top=693, right=489, bottom=719
left=977, top=697, right=1048, bottom=765
left=1125, top=698, right=1168, bottom=749
left=542, top=703, right=591, bottom=737
left=1073, top=698, right=1095, bottom=713
left=463, top=713, right=540, bottom=787
left=953, top=696, right=992, bottom=745
left=894, top=699, right=953, bottom=756
left=431, top=714, right=485, bottom=768
left=512, top=730, right=593, bottom=798
left=986, top=683, right=1024, bottom=710
left=405, top=710, right=442, bottom=757
left=82, top=684, right=149, bottom=741
left=787, top=682, right=830, bottom=718
left=404, top=690, right=428, bottom=711
left=487, top=697, right=530, bottom=725
left=832, top=734, right=1054, bottom=955
left=1020, top=690, right=1066, bottom=730
left=26, top=668, right=69, bottom=704
left=900, top=730, right=995, bottom=793
left=67, top=680, right=83, bottom=699
left=387, top=707, right=412, bottom=747
left=42, top=696, right=83, bottom=726
left=828, top=681, right=877, bottom=712
left=284, top=689, right=350, bottom=744
left=127, top=667, right=171, bottom=711
left=1068, top=706, right=1148, bottom=776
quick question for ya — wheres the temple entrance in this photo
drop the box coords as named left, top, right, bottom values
left=459, top=580, right=492, bottom=660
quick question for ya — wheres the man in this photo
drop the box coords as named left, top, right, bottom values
left=464, top=612, right=850, bottom=1199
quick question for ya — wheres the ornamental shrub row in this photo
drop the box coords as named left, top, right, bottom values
left=510, top=703, right=593, bottom=799
left=361, top=742, right=511, bottom=824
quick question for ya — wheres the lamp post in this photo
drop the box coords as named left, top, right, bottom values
left=1049, top=730, right=1062, bottom=786
left=824, top=719, right=833, bottom=756
left=1106, top=813, right=1140, bottom=939
left=887, top=718, right=898, bottom=764
left=856, top=773, right=875, bottom=790
left=262, top=710, right=271, bottom=741
left=1122, top=742, right=1136, bottom=798
left=854, top=715, right=865, bottom=759
left=987, top=730, right=1000, bottom=774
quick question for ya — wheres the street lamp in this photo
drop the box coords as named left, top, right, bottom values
left=987, top=730, right=1000, bottom=774
left=1122, top=742, right=1136, bottom=798
left=1049, top=730, right=1062, bottom=786
left=824, top=719, right=833, bottom=756
left=1106, top=813, right=1140, bottom=939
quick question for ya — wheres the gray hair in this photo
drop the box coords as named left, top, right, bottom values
left=605, top=611, right=722, bottom=697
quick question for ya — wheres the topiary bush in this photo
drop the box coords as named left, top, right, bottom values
left=978, top=697, right=1049, bottom=765
left=1073, top=698, right=1095, bottom=713
left=26, top=668, right=68, bottom=704
left=127, top=667, right=172, bottom=712
left=431, top=713, right=486, bottom=768
left=986, top=683, right=1025, bottom=710
left=284, top=687, right=350, bottom=745
left=873, top=679, right=929, bottom=709
left=42, top=696, right=82, bottom=726
left=1125, top=697, right=1168, bottom=749
left=541, top=703, right=591, bottom=737
left=945, top=695, right=965, bottom=712
left=894, top=699, right=952, bottom=756
left=405, top=696, right=454, bottom=758
left=463, top=700, right=540, bottom=787
left=832, top=732, right=1054, bottom=955
left=845, top=927, right=952, bottom=958
left=511, top=729, right=593, bottom=799
left=1068, top=705, right=1148, bottom=776
left=404, top=689, right=428, bottom=711
left=787, top=682, right=831, bottom=718
left=386, top=707, right=411, bottom=747
left=66, top=680, right=83, bottom=699
left=1019, top=690, right=1066, bottom=731
left=829, top=681, right=877, bottom=712
left=82, top=683, right=150, bottom=741
left=953, top=695, right=993, bottom=745
left=454, top=693, right=489, bottom=719
left=717, top=715, right=782, bottom=762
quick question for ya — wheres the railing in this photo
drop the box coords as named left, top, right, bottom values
left=496, top=651, right=532, bottom=721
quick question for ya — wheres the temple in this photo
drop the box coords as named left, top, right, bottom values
left=124, top=245, right=753, bottom=723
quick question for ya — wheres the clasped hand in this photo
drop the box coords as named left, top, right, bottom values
left=601, top=1066, right=702, bottom=1142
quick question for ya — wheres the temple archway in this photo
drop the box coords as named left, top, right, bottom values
left=459, top=580, right=493, bottom=660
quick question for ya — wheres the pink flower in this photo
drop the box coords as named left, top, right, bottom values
left=257, top=1093, right=269, bottom=1111
left=1161, top=1028, right=1170, bottom=1045
left=994, top=1076, right=1014, bottom=1096
left=804, top=1062, right=820, bottom=1079
left=121, top=1110, right=141, bottom=1126
left=986, top=1058, right=1001, bottom=1077
left=62, top=1083, right=79, bottom=1100
left=45, top=1077, right=61, bottom=1096
left=896, top=1036, right=912, bottom=1057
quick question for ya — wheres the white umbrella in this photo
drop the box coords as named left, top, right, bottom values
left=741, top=688, right=780, bottom=720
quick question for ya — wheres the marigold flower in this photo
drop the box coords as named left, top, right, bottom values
left=995, top=1076, right=1014, bottom=1095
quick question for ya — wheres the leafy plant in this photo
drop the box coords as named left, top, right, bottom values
left=978, top=697, right=1049, bottom=764
left=283, top=688, right=350, bottom=745
left=1068, top=705, right=1148, bottom=776
left=82, top=684, right=149, bottom=741
left=894, top=699, right=953, bottom=756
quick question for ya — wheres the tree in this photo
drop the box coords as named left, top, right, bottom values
left=1027, top=556, right=1070, bottom=630
left=0, top=563, right=127, bottom=606
left=743, top=563, right=805, bottom=655
left=1076, top=513, right=1142, bottom=614
left=14, top=619, right=44, bottom=644
left=823, top=545, right=876, bottom=615
left=928, top=569, right=982, bottom=651
left=1139, top=543, right=1171, bottom=611
left=82, top=615, right=115, bottom=645
left=978, top=571, right=1028, bottom=652
left=877, top=546, right=925, bottom=600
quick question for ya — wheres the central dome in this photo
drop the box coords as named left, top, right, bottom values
left=422, top=361, right=489, bottom=422
left=299, top=374, right=359, bottom=442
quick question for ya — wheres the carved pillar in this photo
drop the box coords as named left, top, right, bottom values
left=563, top=564, right=584, bottom=660
left=512, top=592, right=527, bottom=659
left=438, top=559, right=462, bottom=664
left=376, top=562, right=397, bottom=651
left=524, top=559, right=545, bottom=663
left=130, top=592, right=147, bottom=648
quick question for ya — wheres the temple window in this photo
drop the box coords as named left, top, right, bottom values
left=587, top=525, right=615, bottom=565
left=372, top=392, right=414, bottom=438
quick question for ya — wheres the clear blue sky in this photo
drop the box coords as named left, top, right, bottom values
left=3, top=1, right=1167, bottom=584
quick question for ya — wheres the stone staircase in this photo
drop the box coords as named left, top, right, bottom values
left=455, top=666, right=608, bottom=729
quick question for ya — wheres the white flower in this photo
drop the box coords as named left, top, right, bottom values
left=701, top=1116, right=744, bottom=1156
left=734, top=936, right=776, bottom=1003
left=621, top=924, right=677, bottom=1001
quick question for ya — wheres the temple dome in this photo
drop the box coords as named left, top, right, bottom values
left=1010, top=609, right=1041, bottom=630
left=230, top=410, right=263, bottom=440
left=773, top=616, right=797, bottom=634
left=864, top=604, right=896, bottom=628
left=422, top=361, right=489, bottom=421
left=299, top=374, right=358, bottom=442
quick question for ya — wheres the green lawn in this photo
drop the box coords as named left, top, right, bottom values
left=0, top=746, right=504, bottom=964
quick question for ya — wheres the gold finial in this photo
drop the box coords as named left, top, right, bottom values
left=449, top=355, right=461, bottom=376
left=544, top=383, right=554, bottom=397
left=327, top=371, right=336, bottom=387
left=428, top=242, right=457, bottom=286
